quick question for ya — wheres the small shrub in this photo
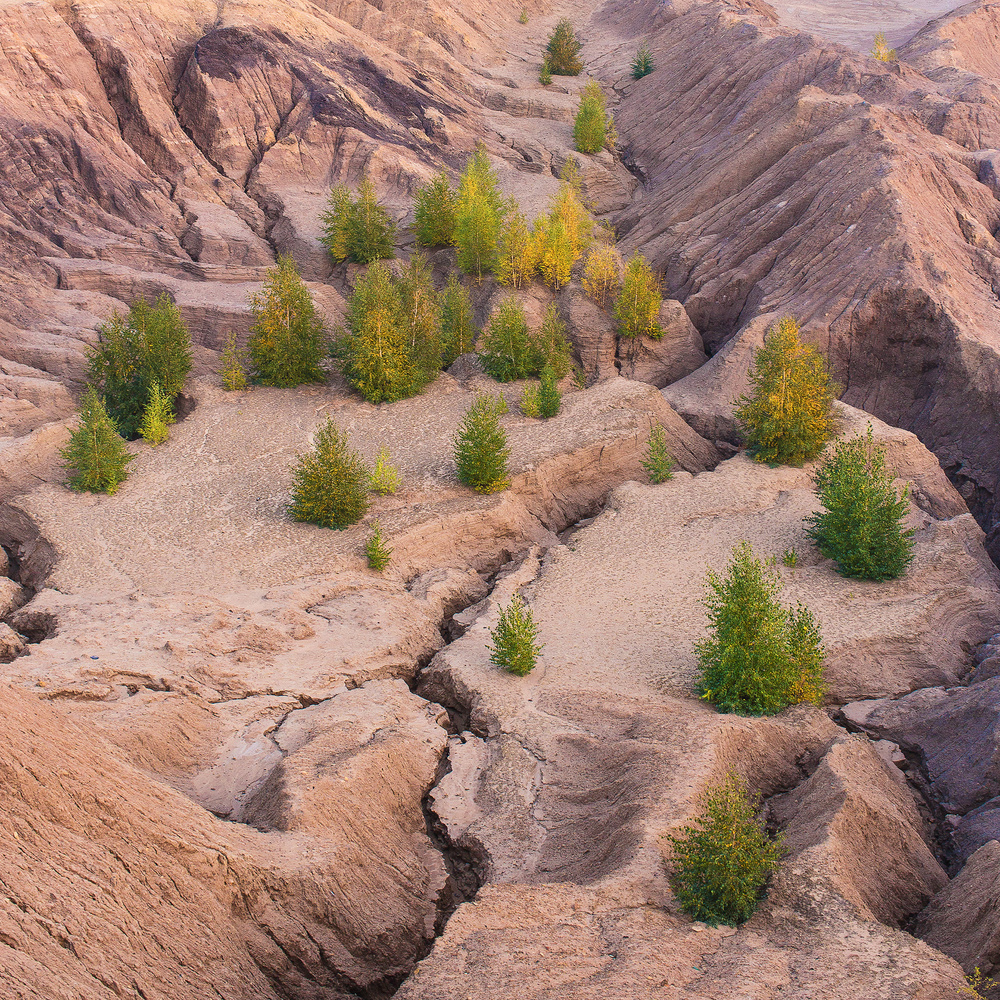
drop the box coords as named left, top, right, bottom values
left=321, top=178, right=395, bottom=264
left=248, top=255, right=328, bottom=387
left=642, top=422, right=674, bottom=484
left=529, top=303, right=573, bottom=379
left=61, top=387, right=134, bottom=494
left=488, top=595, right=542, bottom=675
left=520, top=383, right=541, bottom=418
left=455, top=145, right=506, bottom=280
left=614, top=253, right=662, bottom=339
left=219, top=333, right=249, bottom=391
left=665, top=772, right=783, bottom=926
left=573, top=81, right=611, bottom=155
left=872, top=30, right=896, bottom=62
left=695, top=541, right=826, bottom=715
left=539, top=54, right=553, bottom=86
left=961, top=969, right=999, bottom=1000
left=413, top=171, right=457, bottom=248
left=781, top=547, right=799, bottom=568
left=632, top=41, right=654, bottom=79
left=365, top=520, right=393, bottom=571
left=454, top=393, right=511, bottom=493
left=538, top=365, right=561, bottom=418
left=518, top=6, right=529, bottom=23
left=582, top=242, right=623, bottom=309
left=733, top=316, right=836, bottom=466
left=495, top=202, right=538, bottom=289
left=370, top=445, right=402, bottom=495
left=479, top=297, right=531, bottom=382
left=546, top=18, right=582, bottom=75
left=138, top=381, right=174, bottom=446
left=290, top=416, right=369, bottom=529
left=806, top=425, right=915, bottom=581
left=439, top=275, right=479, bottom=367
left=87, top=294, right=191, bottom=439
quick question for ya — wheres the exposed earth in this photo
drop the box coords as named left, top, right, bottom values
left=3, top=0, right=1000, bottom=998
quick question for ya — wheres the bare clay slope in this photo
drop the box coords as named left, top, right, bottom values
left=605, top=0, right=1000, bottom=556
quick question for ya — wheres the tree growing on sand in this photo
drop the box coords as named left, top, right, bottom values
left=454, top=145, right=506, bottom=280
left=695, top=541, right=826, bottom=715
left=546, top=19, right=583, bottom=75
left=413, top=171, right=458, bottom=248
left=61, top=387, right=134, bottom=494
left=439, top=275, right=479, bottom=367
left=613, top=253, right=662, bottom=339
left=321, top=177, right=396, bottom=264
left=289, top=417, right=369, bottom=529
left=573, top=81, right=612, bottom=155
left=733, top=316, right=836, bottom=466
left=453, top=394, right=511, bottom=493
left=137, top=381, right=174, bottom=446
left=488, top=595, right=542, bottom=675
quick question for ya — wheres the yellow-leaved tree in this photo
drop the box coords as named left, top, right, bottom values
left=533, top=164, right=593, bottom=289
left=733, top=316, right=837, bottom=465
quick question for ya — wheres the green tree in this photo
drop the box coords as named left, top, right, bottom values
left=806, top=425, right=915, bottom=581
left=495, top=202, right=538, bottom=288
left=519, top=383, right=541, bottom=418
left=248, top=255, right=328, bottom=387
left=643, top=422, right=674, bottom=483
left=632, top=41, right=654, bottom=79
left=573, top=81, right=611, bottom=155
left=539, top=54, right=553, bottom=85
left=321, top=177, right=396, bottom=264
left=61, top=387, right=134, bottom=494
left=518, top=6, right=529, bottom=24
left=488, top=595, right=542, bottom=675
left=87, top=294, right=192, bottom=439
left=537, top=365, right=561, bottom=418
left=695, top=541, right=826, bottom=715
left=369, top=444, right=402, bottom=495
left=414, top=171, right=457, bottom=248
left=335, top=262, right=412, bottom=403
left=529, top=303, right=573, bottom=378
left=454, top=147, right=506, bottom=280
left=454, top=393, right=511, bottom=493
left=290, top=417, right=369, bottom=529
left=614, top=254, right=662, bottom=339
left=397, top=251, right=443, bottom=387
left=218, top=333, right=249, bottom=391
left=138, top=381, right=174, bottom=446
left=546, top=19, right=582, bottom=75
left=365, top=520, right=393, bottom=571
left=733, top=316, right=837, bottom=466
left=439, top=275, right=479, bottom=367
left=665, top=772, right=783, bottom=926
left=479, top=297, right=531, bottom=382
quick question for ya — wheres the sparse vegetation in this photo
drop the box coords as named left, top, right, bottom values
left=488, top=595, right=542, bottom=675
left=248, top=255, right=328, bottom=387
left=539, top=54, right=553, bottom=86
left=519, top=382, right=541, bottom=418
left=454, top=393, right=511, bottom=493
left=665, top=771, right=783, bottom=927
left=518, top=6, right=529, bottom=24
left=61, top=387, right=134, bottom=494
left=365, top=520, right=393, bottom=571
left=289, top=416, right=369, bottom=529
left=537, top=365, right=561, bottom=418
left=369, top=445, right=402, bottom=496
left=138, top=381, right=173, bottom=446
left=614, top=253, right=662, bottom=339
left=642, top=423, right=674, bottom=484
left=479, top=297, right=532, bottom=382
left=632, top=41, right=654, bottom=79
left=439, top=275, right=479, bottom=367
left=733, top=316, right=836, bottom=466
left=872, top=30, right=896, bottom=62
left=546, top=18, right=583, bottom=76
left=413, top=171, right=457, bottom=248
left=218, top=333, right=249, bottom=391
left=455, top=145, right=506, bottom=280
left=695, top=541, right=826, bottom=715
left=960, top=968, right=999, bottom=999
left=582, top=241, right=623, bottom=308
left=321, top=177, right=396, bottom=264
left=573, top=81, right=612, bottom=155
left=781, top=547, right=799, bottom=568
left=806, top=425, right=915, bottom=581
left=87, top=294, right=192, bottom=439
